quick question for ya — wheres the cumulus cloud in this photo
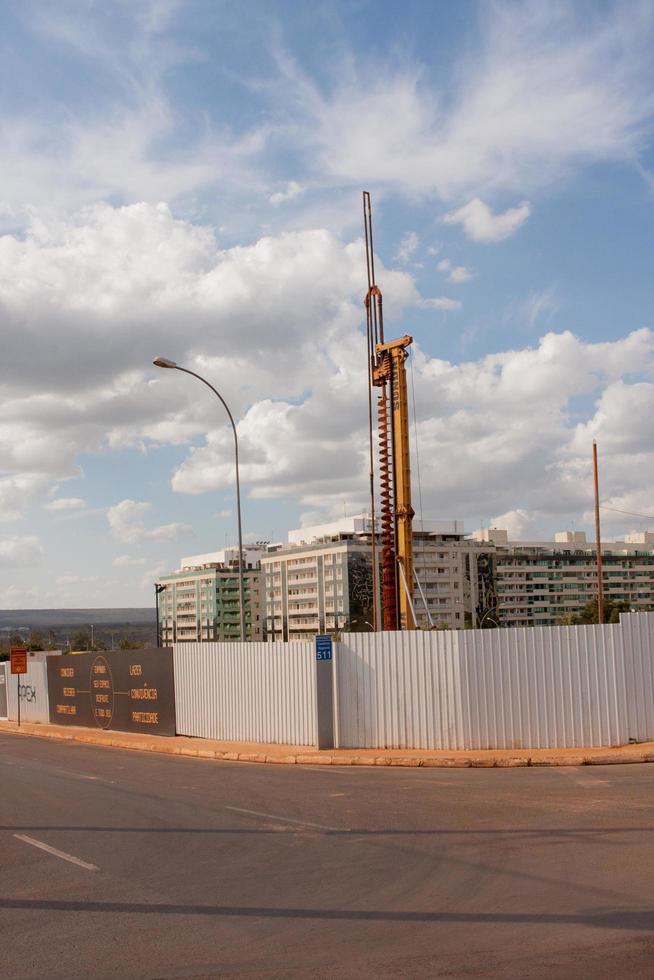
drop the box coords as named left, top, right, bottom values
left=437, top=258, right=475, bottom=283
left=0, top=535, right=43, bottom=567
left=395, top=231, right=420, bottom=263
left=269, top=181, right=303, bottom=206
left=408, top=327, right=654, bottom=523
left=43, top=497, right=86, bottom=512
left=0, top=474, right=49, bottom=522
left=2, top=201, right=654, bottom=547
left=441, top=198, right=531, bottom=243
left=107, top=499, right=193, bottom=543
left=487, top=509, right=541, bottom=539
left=421, top=296, right=462, bottom=311
left=0, top=202, right=419, bottom=509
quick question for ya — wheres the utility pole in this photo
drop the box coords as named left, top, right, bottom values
left=155, top=583, right=166, bottom=647
left=593, top=440, right=604, bottom=624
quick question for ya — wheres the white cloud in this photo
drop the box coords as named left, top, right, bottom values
left=0, top=474, right=49, bottom=522
left=421, top=296, right=462, bottom=311
left=441, top=198, right=531, bottom=243
left=43, top=497, right=86, bottom=512
left=283, top=3, right=654, bottom=200
left=0, top=535, right=43, bottom=567
left=508, top=286, right=559, bottom=328
left=407, top=327, right=654, bottom=522
left=437, top=258, right=475, bottom=283
left=487, top=510, right=540, bottom=539
left=395, top=231, right=420, bottom=263
left=0, top=203, right=419, bottom=513
left=0, top=583, right=40, bottom=608
left=107, top=499, right=193, bottom=543
left=113, top=554, right=147, bottom=567
left=2, top=4, right=267, bottom=221
left=269, top=181, right=303, bottom=206
left=169, top=324, right=654, bottom=532
left=2, top=201, right=654, bottom=546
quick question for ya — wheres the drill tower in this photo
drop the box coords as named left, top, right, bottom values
left=363, top=192, right=415, bottom=630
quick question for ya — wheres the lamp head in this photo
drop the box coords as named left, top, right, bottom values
left=153, top=356, right=178, bottom=369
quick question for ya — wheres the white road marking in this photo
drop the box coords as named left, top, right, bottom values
left=225, top=806, right=342, bottom=832
left=51, top=768, right=106, bottom=782
left=14, top=834, right=99, bottom=871
left=557, top=769, right=611, bottom=787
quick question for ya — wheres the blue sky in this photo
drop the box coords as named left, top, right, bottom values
left=1, top=0, right=654, bottom=607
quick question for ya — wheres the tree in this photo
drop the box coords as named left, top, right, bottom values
left=578, top=599, right=630, bottom=625
left=70, top=630, right=91, bottom=651
left=27, top=630, right=45, bottom=651
left=119, top=637, right=143, bottom=650
left=556, top=612, right=582, bottom=626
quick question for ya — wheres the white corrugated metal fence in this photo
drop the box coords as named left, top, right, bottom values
left=335, top=614, right=654, bottom=750
left=5, top=657, right=52, bottom=724
left=174, top=641, right=316, bottom=745
left=173, top=614, right=654, bottom=750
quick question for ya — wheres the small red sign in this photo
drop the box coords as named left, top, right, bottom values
left=10, top=647, right=28, bottom=675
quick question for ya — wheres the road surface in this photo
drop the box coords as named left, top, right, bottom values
left=1, top=732, right=653, bottom=978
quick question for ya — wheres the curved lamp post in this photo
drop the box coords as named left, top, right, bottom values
left=153, top=357, right=246, bottom=642
left=478, top=608, right=500, bottom=629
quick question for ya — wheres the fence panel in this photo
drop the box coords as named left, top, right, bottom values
left=6, top=659, right=51, bottom=724
left=336, top=617, right=649, bottom=750
left=620, top=612, right=654, bottom=742
left=0, top=662, right=7, bottom=718
left=174, top=641, right=316, bottom=745
left=336, top=631, right=464, bottom=750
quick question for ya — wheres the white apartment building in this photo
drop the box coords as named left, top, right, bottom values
left=262, top=515, right=485, bottom=639
left=471, top=528, right=654, bottom=627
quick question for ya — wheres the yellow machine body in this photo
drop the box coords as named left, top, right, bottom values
left=374, top=335, right=415, bottom=629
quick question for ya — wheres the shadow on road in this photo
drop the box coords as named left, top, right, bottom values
left=0, top=899, right=652, bottom=929
left=1, top=824, right=653, bottom=840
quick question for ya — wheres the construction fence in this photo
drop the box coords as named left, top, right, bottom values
left=3, top=656, right=52, bottom=724
left=174, top=612, right=654, bottom=750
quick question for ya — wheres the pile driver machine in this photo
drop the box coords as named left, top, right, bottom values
left=363, top=192, right=416, bottom=631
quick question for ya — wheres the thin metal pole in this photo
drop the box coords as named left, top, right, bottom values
left=593, top=439, right=604, bottom=625
left=363, top=192, right=379, bottom=631
left=17, top=673, right=20, bottom=727
left=174, top=366, right=246, bottom=642
left=413, top=565, right=433, bottom=628
left=397, top=558, right=417, bottom=629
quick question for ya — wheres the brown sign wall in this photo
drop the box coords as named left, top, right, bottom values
left=47, top=649, right=175, bottom=736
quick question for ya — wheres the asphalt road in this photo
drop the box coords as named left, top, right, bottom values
left=1, top=735, right=653, bottom=979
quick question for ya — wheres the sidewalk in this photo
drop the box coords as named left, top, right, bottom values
left=2, top=719, right=654, bottom=767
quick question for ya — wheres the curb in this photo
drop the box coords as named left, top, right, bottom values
left=2, top=722, right=654, bottom=769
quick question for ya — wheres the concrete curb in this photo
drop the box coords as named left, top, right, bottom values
left=2, top=721, right=654, bottom=769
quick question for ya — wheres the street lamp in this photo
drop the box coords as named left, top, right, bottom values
left=478, top=609, right=500, bottom=629
left=153, top=357, right=246, bottom=642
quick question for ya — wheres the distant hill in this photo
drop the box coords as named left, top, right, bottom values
left=0, top=608, right=155, bottom=628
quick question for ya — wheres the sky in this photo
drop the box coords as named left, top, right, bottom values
left=1, top=0, right=654, bottom=608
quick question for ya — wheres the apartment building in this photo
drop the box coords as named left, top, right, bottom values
left=156, top=545, right=265, bottom=643
left=471, top=528, right=654, bottom=627
left=261, top=515, right=485, bottom=639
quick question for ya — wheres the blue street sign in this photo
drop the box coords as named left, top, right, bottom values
left=315, top=634, right=333, bottom=661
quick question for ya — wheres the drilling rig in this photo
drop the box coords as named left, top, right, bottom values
left=363, top=192, right=415, bottom=631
